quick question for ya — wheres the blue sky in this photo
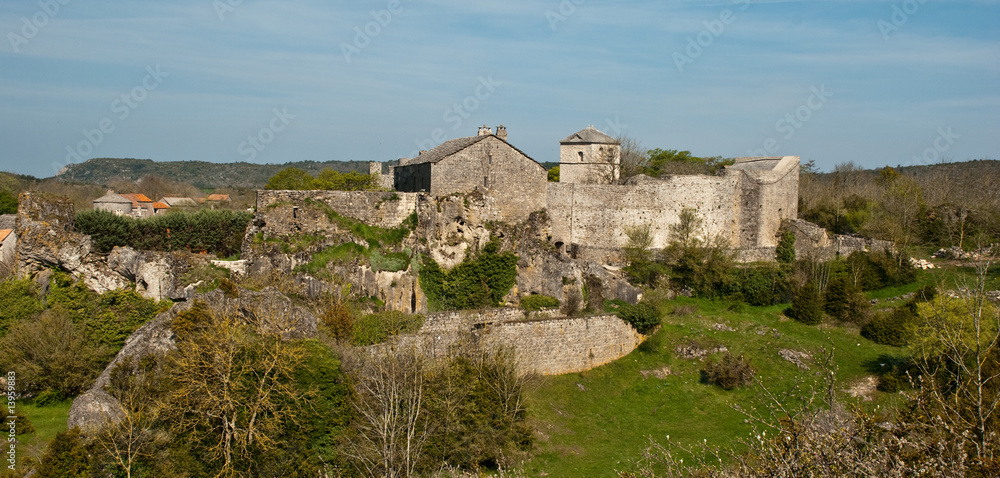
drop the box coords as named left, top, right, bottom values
left=1, top=0, right=997, bottom=178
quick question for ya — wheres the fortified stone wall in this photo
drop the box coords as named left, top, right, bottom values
left=547, top=156, right=799, bottom=263
left=391, top=308, right=643, bottom=375
left=547, top=175, right=740, bottom=262
left=256, top=189, right=420, bottom=231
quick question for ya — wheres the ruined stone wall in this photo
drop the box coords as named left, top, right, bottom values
left=429, top=136, right=547, bottom=222
left=547, top=156, right=800, bottom=263
left=256, top=189, right=420, bottom=231
left=547, top=175, right=740, bottom=262
left=393, top=308, right=643, bottom=375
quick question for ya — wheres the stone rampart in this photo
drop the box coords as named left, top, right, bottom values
left=391, top=308, right=643, bottom=375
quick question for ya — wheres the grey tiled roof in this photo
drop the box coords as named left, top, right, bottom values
left=560, top=126, right=618, bottom=144
left=404, top=136, right=490, bottom=165
left=93, top=192, right=132, bottom=204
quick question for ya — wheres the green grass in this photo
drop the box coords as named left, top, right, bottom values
left=16, top=399, right=72, bottom=462
left=521, top=296, right=903, bottom=477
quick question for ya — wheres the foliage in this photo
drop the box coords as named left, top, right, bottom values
left=861, top=306, right=915, bottom=347
left=0, top=279, right=43, bottom=335
left=34, top=428, right=94, bottom=478
left=76, top=208, right=252, bottom=256
left=352, top=310, right=425, bottom=346
left=0, top=189, right=17, bottom=214
left=722, top=265, right=790, bottom=307
left=265, top=167, right=315, bottom=190
left=520, top=294, right=560, bottom=311
left=641, top=149, right=733, bottom=177
left=547, top=166, right=559, bottom=182
left=161, top=310, right=309, bottom=477
left=775, top=228, right=796, bottom=263
left=0, top=309, right=105, bottom=397
left=824, top=277, right=870, bottom=325
left=788, top=281, right=825, bottom=325
left=33, top=389, right=66, bottom=408
left=419, top=241, right=519, bottom=311
left=265, top=166, right=380, bottom=191
left=844, top=250, right=916, bottom=291
left=321, top=300, right=355, bottom=343
left=423, top=344, right=532, bottom=471
left=702, top=353, right=756, bottom=390
left=617, top=302, right=661, bottom=334
left=623, top=223, right=666, bottom=287
left=291, top=340, right=353, bottom=472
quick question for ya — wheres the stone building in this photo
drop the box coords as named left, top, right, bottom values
left=93, top=191, right=133, bottom=216
left=558, top=125, right=622, bottom=184
left=393, top=125, right=547, bottom=222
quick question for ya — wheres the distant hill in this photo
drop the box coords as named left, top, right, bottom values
left=56, top=158, right=373, bottom=189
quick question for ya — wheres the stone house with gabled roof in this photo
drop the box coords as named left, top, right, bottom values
left=394, top=125, right=547, bottom=222
left=93, top=191, right=134, bottom=216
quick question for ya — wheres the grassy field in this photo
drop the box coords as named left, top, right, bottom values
left=14, top=399, right=72, bottom=463
left=520, top=295, right=907, bottom=477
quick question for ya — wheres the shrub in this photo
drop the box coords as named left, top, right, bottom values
left=520, top=294, right=560, bottom=311
left=862, top=307, right=914, bottom=347
left=33, top=389, right=66, bottom=407
left=617, top=302, right=661, bottom=334
left=776, top=228, right=796, bottom=263
left=703, top=353, right=756, bottom=390
left=322, top=302, right=355, bottom=343
left=789, top=282, right=824, bottom=325
left=352, top=311, right=425, bottom=346
left=724, top=265, right=790, bottom=307
left=76, top=209, right=252, bottom=257
left=419, top=241, right=518, bottom=311
left=0, top=309, right=105, bottom=397
left=0, top=279, right=43, bottom=335
left=825, top=277, right=871, bottom=325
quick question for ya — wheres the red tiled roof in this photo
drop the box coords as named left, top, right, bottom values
left=121, top=193, right=153, bottom=204
left=206, top=194, right=230, bottom=201
left=152, top=202, right=170, bottom=209
left=0, top=229, right=11, bottom=242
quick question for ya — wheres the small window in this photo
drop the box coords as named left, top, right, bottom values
left=578, top=151, right=584, bottom=162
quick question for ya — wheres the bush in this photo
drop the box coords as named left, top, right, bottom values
left=33, top=389, right=66, bottom=407
left=0, top=279, right=43, bottom=336
left=724, top=265, right=790, bottom=307
left=824, top=277, right=870, bottom=325
left=616, top=302, right=661, bottom=334
left=776, top=229, right=796, bottom=263
left=76, top=208, right=252, bottom=257
left=419, top=241, right=518, bottom=311
left=862, top=307, right=915, bottom=347
left=520, top=294, right=560, bottom=311
left=789, top=282, right=824, bottom=325
left=352, top=311, right=425, bottom=346
left=0, top=309, right=105, bottom=397
left=703, top=353, right=756, bottom=390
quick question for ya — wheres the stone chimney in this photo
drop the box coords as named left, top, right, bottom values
left=477, top=124, right=493, bottom=136
left=496, top=124, right=507, bottom=141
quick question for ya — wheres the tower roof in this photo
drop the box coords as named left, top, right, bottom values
left=559, top=126, right=618, bottom=145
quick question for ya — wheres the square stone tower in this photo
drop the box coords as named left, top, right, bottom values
left=558, top=126, right=621, bottom=184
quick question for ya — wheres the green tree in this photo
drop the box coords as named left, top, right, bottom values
left=0, top=309, right=105, bottom=396
left=265, top=167, right=315, bottom=190
left=788, top=281, right=824, bottom=325
left=313, top=169, right=378, bottom=191
left=0, top=190, right=17, bottom=214
left=0, top=279, right=43, bottom=335
left=617, top=302, right=661, bottom=334
left=35, top=428, right=94, bottom=478
left=547, top=166, right=560, bottom=182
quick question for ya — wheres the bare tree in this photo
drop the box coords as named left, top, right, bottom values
left=346, top=346, right=429, bottom=478
left=596, top=135, right=647, bottom=185
left=910, top=249, right=1000, bottom=463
